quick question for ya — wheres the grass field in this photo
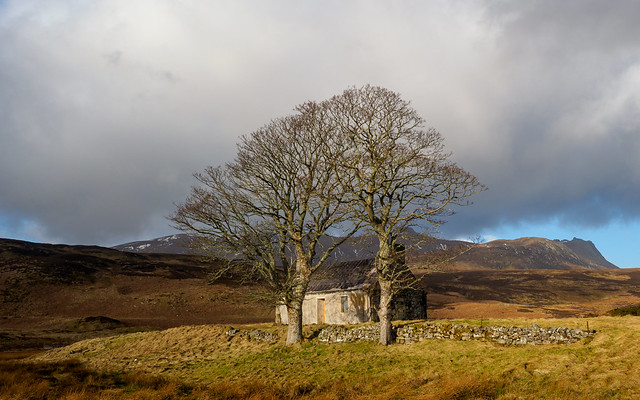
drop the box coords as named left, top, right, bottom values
left=1, top=316, right=637, bottom=399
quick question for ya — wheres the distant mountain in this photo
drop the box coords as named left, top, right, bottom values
left=113, top=234, right=617, bottom=270
left=113, top=234, right=197, bottom=255
left=112, top=233, right=468, bottom=263
left=451, top=237, right=618, bottom=270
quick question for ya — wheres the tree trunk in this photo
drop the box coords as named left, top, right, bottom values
left=378, top=279, right=393, bottom=345
left=285, top=269, right=308, bottom=345
left=285, top=302, right=304, bottom=345
left=375, top=237, right=395, bottom=345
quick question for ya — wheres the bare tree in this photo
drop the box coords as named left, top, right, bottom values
left=171, top=102, right=358, bottom=345
left=326, top=85, right=486, bottom=344
left=170, top=165, right=293, bottom=298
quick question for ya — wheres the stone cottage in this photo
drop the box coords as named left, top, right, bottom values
left=275, top=258, right=426, bottom=325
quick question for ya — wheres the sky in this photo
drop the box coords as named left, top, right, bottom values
left=1, top=1, right=639, bottom=267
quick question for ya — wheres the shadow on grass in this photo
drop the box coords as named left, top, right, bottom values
left=0, top=356, right=332, bottom=399
left=0, top=357, right=187, bottom=399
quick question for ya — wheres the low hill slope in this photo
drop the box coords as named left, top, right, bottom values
left=0, top=239, right=273, bottom=335
left=422, top=268, right=640, bottom=319
left=0, top=237, right=213, bottom=284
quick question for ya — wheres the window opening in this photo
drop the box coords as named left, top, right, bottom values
left=341, top=295, right=348, bottom=312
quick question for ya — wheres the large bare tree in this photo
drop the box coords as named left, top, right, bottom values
left=171, top=101, right=357, bottom=344
left=326, top=85, right=485, bottom=344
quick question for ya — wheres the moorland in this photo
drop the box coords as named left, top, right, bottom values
left=1, top=237, right=640, bottom=399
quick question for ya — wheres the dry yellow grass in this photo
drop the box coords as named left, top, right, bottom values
left=23, top=316, right=639, bottom=399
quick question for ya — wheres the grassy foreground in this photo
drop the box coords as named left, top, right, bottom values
left=4, top=316, right=640, bottom=399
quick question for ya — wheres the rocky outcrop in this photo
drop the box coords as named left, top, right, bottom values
left=560, top=238, right=618, bottom=269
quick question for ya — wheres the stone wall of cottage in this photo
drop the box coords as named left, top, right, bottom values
left=317, top=322, right=595, bottom=345
left=275, top=290, right=373, bottom=325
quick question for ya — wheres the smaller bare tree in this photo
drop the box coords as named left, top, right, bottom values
left=171, top=102, right=358, bottom=345
left=170, top=166, right=294, bottom=302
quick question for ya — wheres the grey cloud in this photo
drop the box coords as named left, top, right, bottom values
left=440, top=1, right=640, bottom=237
left=487, top=0, right=640, bottom=55
left=1, top=0, right=640, bottom=245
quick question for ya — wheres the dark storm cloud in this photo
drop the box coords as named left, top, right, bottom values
left=1, top=0, right=639, bottom=244
left=440, top=0, right=640, bottom=237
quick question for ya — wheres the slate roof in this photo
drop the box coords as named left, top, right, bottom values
left=307, top=258, right=377, bottom=293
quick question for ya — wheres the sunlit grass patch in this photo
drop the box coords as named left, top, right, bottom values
left=22, top=316, right=640, bottom=399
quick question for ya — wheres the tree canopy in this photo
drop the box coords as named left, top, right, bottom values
left=172, top=85, right=485, bottom=345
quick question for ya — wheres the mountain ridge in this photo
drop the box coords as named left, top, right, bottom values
left=451, top=236, right=617, bottom=270
left=113, top=233, right=618, bottom=270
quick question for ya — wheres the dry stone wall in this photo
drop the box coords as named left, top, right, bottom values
left=318, top=323, right=595, bottom=345
left=225, top=327, right=278, bottom=343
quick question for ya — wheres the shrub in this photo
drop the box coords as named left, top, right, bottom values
left=608, top=304, right=640, bottom=316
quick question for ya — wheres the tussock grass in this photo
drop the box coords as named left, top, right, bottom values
left=12, top=316, right=640, bottom=399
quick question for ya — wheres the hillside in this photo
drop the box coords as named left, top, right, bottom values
left=0, top=238, right=273, bottom=350
left=1, top=236, right=635, bottom=351
left=421, top=268, right=640, bottom=319
left=0, top=237, right=213, bottom=284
